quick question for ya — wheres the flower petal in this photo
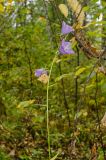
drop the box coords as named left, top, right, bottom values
left=35, top=69, right=47, bottom=77
left=59, top=39, right=74, bottom=54
left=61, top=21, right=74, bottom=34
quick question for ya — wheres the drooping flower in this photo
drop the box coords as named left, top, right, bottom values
left=59, top=39, right=74, bottom=54
left=61, top=21, right=74, bottom=35
left=35, top=68, right=47, bottom=77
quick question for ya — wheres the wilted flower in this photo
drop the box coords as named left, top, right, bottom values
left=59, top=39, right=74, bottom=54
left=35, top=69, right=48, bottom=84
left=38, top=74, right=49, bottom=84
left=61, top=21, right=74, bottom=35
left=35, top=68, right=47, bottom=77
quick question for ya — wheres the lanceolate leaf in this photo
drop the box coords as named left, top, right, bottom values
left=75, top=67, right=86, bottom=76
left=17, top=100, right=35, bottom=108
left=58, top=4, right=68, bottom=18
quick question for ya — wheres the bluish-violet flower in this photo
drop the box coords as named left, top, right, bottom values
left=61, top=21, right=74, bottom=35
left=59, top=39, right=74, bottom=54
left=35, top=68, right=47, bottom=77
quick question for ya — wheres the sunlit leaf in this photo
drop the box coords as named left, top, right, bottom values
left=83, top=6, right=89, bottom=11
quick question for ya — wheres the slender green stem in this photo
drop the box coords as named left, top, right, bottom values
left=47, top=54, right=57, bottom=160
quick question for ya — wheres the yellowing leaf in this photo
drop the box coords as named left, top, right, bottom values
left=70, top=37, right=77, bottom=48
left=38, top=16, right=46, bottom=22
left=55, top=73, right=71, bottom=82
left=101, top=112, right=106, bottom=127
left=58, top=4, right=68, bottom=18
left=0, top=4, right=4, bottom=13
left=82, top=111, right=88, bottom=117
left=8, top=0, right=12, bottom=3
left=76, top=109, right=88, bottom=118
left=73, top=131, right=80, bottom=137
left=0, top=0, right=3, bottom=3
left=75, top=67, right=86, bottom=76
left=17, top=100, right=35, bottom=108
left=67, top=0, right=85, bottom=26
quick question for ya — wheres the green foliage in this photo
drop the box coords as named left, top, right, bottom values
left=0, top=0, right=106, bottom=160
left=0, top=150, right=11, bottom=160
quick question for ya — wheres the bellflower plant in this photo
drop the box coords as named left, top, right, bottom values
left=59, top=39, right=74, bottom=54
left=61, top=21, right=74, bottom=35
left=35, top=68, right=47, bottom=77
